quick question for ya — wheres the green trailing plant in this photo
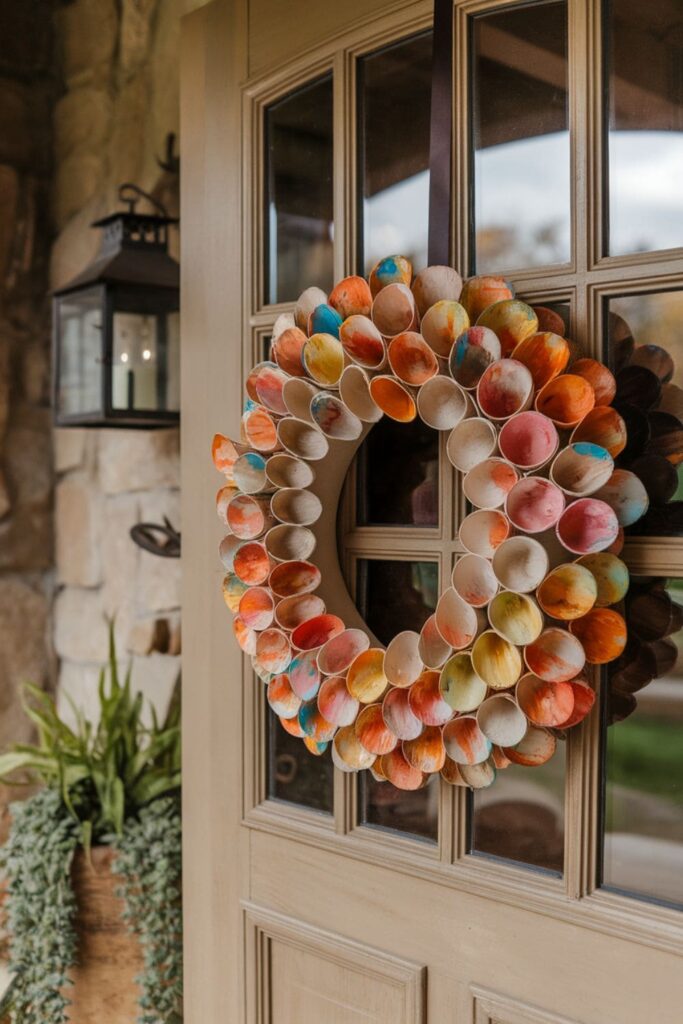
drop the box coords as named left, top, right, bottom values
left=0, top=626, right=183, bottom=1023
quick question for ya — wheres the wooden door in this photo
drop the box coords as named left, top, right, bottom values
left=181, top=1, right=683, bottom=1021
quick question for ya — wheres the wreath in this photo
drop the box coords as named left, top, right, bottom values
left=212, top=256, right=654, bottom=791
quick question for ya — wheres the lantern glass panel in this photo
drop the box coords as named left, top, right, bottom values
left=56, top=286, right=104, bottom=417
left=111, top=309, right=180, bottom=415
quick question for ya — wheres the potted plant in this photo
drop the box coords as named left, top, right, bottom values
left=0, top=627, right=182, bottom=1024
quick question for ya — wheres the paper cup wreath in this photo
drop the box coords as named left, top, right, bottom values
left=213, top=256, right=679, bottom=791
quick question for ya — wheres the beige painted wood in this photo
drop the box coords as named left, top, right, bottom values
left=181, top=2, right=683, bottom=1023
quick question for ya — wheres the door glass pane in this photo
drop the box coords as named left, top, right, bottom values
left=267, top=707, right=334, bottom=814
left=265, top=75, right=334, bottom=304
left=356, top=558, right=439, bottom=645
left=602, top=578, right=683, bottom=907
left=469, top=744, right=565, bottom=875
left=606, top=290, right=683, bottom=537
left=472, top=1, right=570, bottom=274
left=356, top=416, right=439, bottom=527
left=606, top=0, right=683, bottom=256
left=358, top=32, right=432, bottom=275
left=360, top=773, right=438, bottom=843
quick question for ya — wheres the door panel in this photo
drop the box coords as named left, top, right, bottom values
left=181, top=2, right=683, bottom=1022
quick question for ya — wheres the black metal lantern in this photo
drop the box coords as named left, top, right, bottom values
left=52, top=184, right=180, bottom=428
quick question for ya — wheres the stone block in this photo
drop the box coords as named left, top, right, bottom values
left=54, top=427, right=87, bottom=473
left=56, top=659, right=103, bottom=732
left=107, top=76, right=148, bottom=187
left=54, top=88, right=112, bottom=163
left=0, top=508, right=53, bottom=572
left=21, top=340, right=50, bottom=405
left=0, top=470, right=10, bottom=520
left=100, top=492, right=140, bottom=629
left=55, top=474, right=103, bottom=587
left=0, top=578, right=50, bottom=748
left=3, top=413, right=53, bottom=508
left=50, top=198, right=103, bottom=290
left=0, top=80, right=31, bottom=166
left=140, top=486, right=181, bottom=531
left=54, top=587, right=110, bottom=663
left=130, top=653, right=179, bottom=724
left=119, top=0, right=158, bottom=81
left=53, top=149, right=102, bottom=230
left=56, top=0, right=118, bottom=88
left=0, top=164, right=19, bottom=287
left=136, top=547, right=181, bottom=614
left=0, top=333, right=10, bottom=443
left=98, top=428, right=179, bottom=494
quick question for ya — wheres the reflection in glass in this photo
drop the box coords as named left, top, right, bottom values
left=358, top=33, right=432, bottom=275
left=603, top=579, right=683, bottom=907
left=265, top=76, right=334, bottom=304
left=607, top=291, right=683, bottom=537
left=606, top=0, right=683, bottom=256
left=472, top=1, right=569, bottom=273
left=360, top=772, right=438, bottom=843
left=470, top=743, right=565, bottom=875
left=267, top=707, right=333, bottom=814
left=56, top=287, right=103, bottom=417
left=356, top=415, right=439, bottom=527
left=357, top=559, right=438, bottom=646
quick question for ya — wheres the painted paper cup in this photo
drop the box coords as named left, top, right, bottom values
left=556, top=498, right=619, bottom=555
left=318, top=675, right=359, bottom=727
left=254, top=628, right=291, bottom=675
left=417, top=376, right=471, bottom=430
left=420, top=300, right=470, bottom=357
left=270, top=487, right=322, bottom=526
left=537, top=563, right=598, bottom=620
left=387, top=331, right=438, bottom=385
left=317, top=628, right=370, bottom=675
left=371, top=283, right=417, bottom=337
left=379, top=747, right=426, bottom=789
left=594, top=469, right=649, bottom=527
left=488, top=591, right=543, bottom=646
left=254, top=365, right=289, bottom=415
left=369, top=254, right=413, bottom=296
left=448, top=326, right=500, bottom=389
left=498, top=411, right=558, bottom=471
left=347, top=647, right=388, bottom=702
left=369, top=375, right=417, bottom=422
left=233, top=541, right=271, bottom=585
left=382, top=687, right=424, bottom=740
left=476, top=299, right=538, bottom=357
left=472, top=631, right=522, bottom=690
left=277, top=417, right=329, bottom=461
left=569, top=608, right=627, bottom=664
left=333, top=725, right=376, bottom=772
left=339, top=365, right=383, bottom=423
left=308, top=303, right=342, bottom=338
left=492, top=536, right=549, bottom=593
left=267, top=673, right=301, bottom=719
left=511, top=331, right=569, bottom=389
left=477, top=359, right=534, bottom=421
left=412, top=265, right=463, bottom=317
left=273, top=326, right=308, bottom=377
left=418, top=614, right=453, bottom=670
left=524, top=627, right=586, bottom=682
left=576, top=552, right=629, bottom=607
left=309, top=391, right=362, bottom=440
left=463, top=458, right=519, bottom=510
left=265, top=453, right=314, bottom=490
left=477, top=695, right=527, bottom=747
left=291, top=613, right=344, bottom=652
left=408, top=671, right=454, bottom=727
left=302, top=333, right=346, bottom=386
left=265, top=523, right=316, bottom=562
left=535, top=374, right=595, bottom=428
left=460, top=275, right=514, bottom=321
left=503, top=726, right=556, bottom=767
left=339, top=314, right=386, bottom=369
left=269, top=559, right=321, bottom=598
left=275, top=593, right=326, bottom=631
left=505, top=478, right=565, bottom=534
left=435, top=588, right=481, bottom=650
left=459, top=760, right=496, bottom=788
left=516, top=674, right=575, bottom=728
left=402, top=726, right=446, bottom=773
left=355, top=704, right=397, bottom=755
left=219, top=534, right=242, bottom=571
left=561, top=677, right=596, bottom=727
left=280, top=714, right=305, bottom=738
left=238, top=586, right=274, bottom=630
left=439, top=652, right=488, bottom=713
left=288, top=650, right=321, bottom=700
left=294, top=285, right=328, bottom=331
left=282, top=378, right=318, bottom=423
left=233, top=615, right=256, bottom=655
left=550, top=443, right=614, bottom=498
left=232, top=452, right=269, bottom=494
left=329, top=275, right=373, bottom=319
left=452, top=553, right=498, bottom=607
left=442, top=716, right=492, bottom=765
left=571, top=358, right=617, bottom=405
left=447, top=418, right=497, bottom=474
left=222, top=572, right=248, bottom=613
left=532, top=306, right=566, bottom=336
left=384, top=631, right=423, bottom=688
left=459, top=508, right=510, bottom=558
left=246, top=361, right=277, bottom=404
left=212, top=433, right=247, bottom=477
left=570, top=406, right=627, bottom=459
left=441, top=756, right=467, bottom=786
left=242, top=406, right=279, bottom=452
left=226, top=493, right=273, bottom=539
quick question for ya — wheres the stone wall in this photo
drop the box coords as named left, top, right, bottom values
left=51, top=0, right=183, bottom=726
left=0, top=0, right=57, bottom=799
